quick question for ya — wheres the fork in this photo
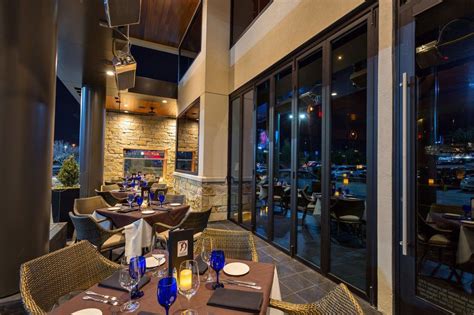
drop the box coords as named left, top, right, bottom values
left=84, top=291, right=118, bottom=302
left=83, top=295, right=119, bottom=306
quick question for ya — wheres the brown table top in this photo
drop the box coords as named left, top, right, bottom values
left=49, top=259, right=275, bottom=315
left=96, top=205, right=190, bottom=232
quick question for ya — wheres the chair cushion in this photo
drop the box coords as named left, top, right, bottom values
left=339, top=215, right=360, bottom=222
left=102, top=233, right=125, bottom=250
left=429, top=234, right=451, bottom=245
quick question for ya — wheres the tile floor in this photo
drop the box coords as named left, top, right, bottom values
left=209, top=220, right=381, bottom=315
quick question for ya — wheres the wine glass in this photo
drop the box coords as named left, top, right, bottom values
left=119, top=259, right=140, bottom=312
left=157, top=277, right=177, bottom=315
left=127, top=192, right=135, bottom=209
left=150, top=239, right=168, bottom=278
left=178, top=260, right=200, bottom=314
left=149, top=191, right=155, bottom=205
left=136, top=196, right=143, bottom=210
left=158, top=191, right=165, bottom=207
left=130, top=256, right=146, bottom=299
left=210, top=250, right=225, bottom=289
left=200, top=237, right=214, bottom=282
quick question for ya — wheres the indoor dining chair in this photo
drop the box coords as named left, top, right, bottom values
left=73, top=195, right=111, bottom=215
left=20, top=241, right=120, bottom=315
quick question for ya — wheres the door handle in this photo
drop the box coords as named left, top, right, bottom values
left=400, top=72, right=408, bottom=256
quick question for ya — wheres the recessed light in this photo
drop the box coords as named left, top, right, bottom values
left=331, top=92, right=338, bottom=96
left=106, top=70, right=115, bottom=76
left=124, top=110, right=129, bottom=113
left=162, top=100, right=168, bottom=104
left=337, top=55, right=343, bottom=60
left=123, top=103, right=128, bottom=107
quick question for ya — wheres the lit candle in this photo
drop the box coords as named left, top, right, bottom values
left=335, top=191, right=340, bottom=197
left=179, top=269, right=192, bottom=290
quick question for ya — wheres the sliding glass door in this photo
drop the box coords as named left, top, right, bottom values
left=228, top=7, right=377, bottom=302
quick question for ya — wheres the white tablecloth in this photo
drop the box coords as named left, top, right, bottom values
left=92, top=212, right=153, bottom=258
left=269, top=268, right=283, bottom=315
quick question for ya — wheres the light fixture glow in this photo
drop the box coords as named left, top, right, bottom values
left=106, top=70, right=115, bottom=76
left=299, top=113, right=306, bottom=119
left=289, top=114, right=293, bottom=119
left=124, top=110, right=129, bottom=113
left=331, top=92, right=338, bottom=96
left=162, top=100, right=168, bottom=104
left=123, top=103, right=128, bottom=107
left=337, top=55, right=343, bottom=60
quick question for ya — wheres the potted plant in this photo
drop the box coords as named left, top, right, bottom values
left=52, top=155, right=80, bottom=239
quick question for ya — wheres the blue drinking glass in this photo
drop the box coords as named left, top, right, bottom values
left=157, top=277, right=177, bottom=315
left=127, top=193, right=135, bottom=209
left=210, top=250, right=225, bottom=289
left=158, top=193, right=165, bottom=207
left=130, top=256, right=146, bottom=299
left=149, top=191, right=155, bottom=203
left=136, top=196, right=143, bottom=210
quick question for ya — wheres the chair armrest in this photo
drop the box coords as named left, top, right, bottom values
left=269, top=299, right=310, bottom=313
left=154, top=222, right=175, bottom=230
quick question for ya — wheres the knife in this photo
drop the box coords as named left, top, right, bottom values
left=225, top=279, right=257, bottom=286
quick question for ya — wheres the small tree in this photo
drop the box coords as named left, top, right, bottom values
left=57, top=155, right=80, bottom=187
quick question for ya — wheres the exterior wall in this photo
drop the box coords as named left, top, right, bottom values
left=104, top=112, right=176, bottom=185
left=177, top=119, right=199, bottom=153
left=229, top=0, right=365, bottom=92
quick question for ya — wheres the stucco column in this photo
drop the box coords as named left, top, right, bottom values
left=79, top=85, right=106, bottom=197
left=0, top=0, right=58, bottom=297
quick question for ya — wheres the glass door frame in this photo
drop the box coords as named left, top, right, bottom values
left=228, top=3, right=378, bottom=304
left=395, top=0, right=460, bottom=313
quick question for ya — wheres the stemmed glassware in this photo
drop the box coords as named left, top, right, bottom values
left=136, top=196, right=143, bottom=211
left=119, top=257, right=141, bottom=312
left=158, top=191, right=165, bottom=207
left=200, top=237, right=215, bottom=282
left=157, top=277, right=178, bottom=315
left=130, top=256, right=146, bottom=299
left=149, top=191, right=155, bottom=205
left=177, top=260, right=200, bottom=314
left=210, top=250, right=225, bottom=289
left=127, top=192, right=135, bottom=209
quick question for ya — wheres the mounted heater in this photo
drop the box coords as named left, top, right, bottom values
left=416, top=19, right=474, bottom=69
left=104, top=0, right=142, bottom=27
left=113, top=53, right=136, bottom=90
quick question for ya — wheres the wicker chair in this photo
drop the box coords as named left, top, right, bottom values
left=20, top=241, right=120, bottom=314
left=153, top=208, right=211, bottom=244
left=270, top=283, right=364, bottom=315
left=151, top=183, right=169, bottom=199
left=165, top=194, right=186, bottom=204
left=95, top=189, right=125, bottom=206
left=100, top=183, right=120, bottom=192
left=69, top=212, right=125, bottom=255
left=195, top=228, right=259, bottom=262
left=74, top=196, right=110, bottom=215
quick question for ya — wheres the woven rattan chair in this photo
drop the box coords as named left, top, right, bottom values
left=270, top=283, right=364, bottom=315
left=195, top=227, right=259, bottom=262
left=100, top=183, right=120, bottom=192
left=153, top=208, right=211, bottom=244
left=165, top=194, right=186, bottom=204
left=74, top=196, right=110, bottom=215
left=20, top=241, right=120, bottom=314
left=69, top=212, right=125, bottom=255
left=95, top=189, right=125, bottom=206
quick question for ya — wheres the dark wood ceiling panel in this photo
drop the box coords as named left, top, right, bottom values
left=130, top=0, right=200, bottom=47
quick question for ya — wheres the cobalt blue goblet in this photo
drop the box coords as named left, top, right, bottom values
left=149, top=191, right=155, bottom=204
left=127, top=193, right=135, bottom=209
left=158, top=192, right=165, bottom=207
left=136, top=196, right=143, bottom=210
left=210, top=250, right=225, bottom=289
left=130, top=256, right=146, bottom=299
left=157, top=277, right=177, bottom=315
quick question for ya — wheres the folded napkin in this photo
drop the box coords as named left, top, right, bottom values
left=152, top=206, right=172, bottom=211
left=98, top=271, right=150, bottom=292
left=118, top=206, right=139, bottom=213
left=207, top=288, right=263, bottom=313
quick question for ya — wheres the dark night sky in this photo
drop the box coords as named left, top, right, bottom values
left=54, top=78, right=80, bottom=144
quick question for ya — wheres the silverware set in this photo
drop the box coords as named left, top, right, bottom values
left=222, top=279, right=261, bottom=290
left=83, top=291, right=119, bottom=306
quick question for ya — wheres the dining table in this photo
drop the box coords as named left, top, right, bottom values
left=427, top=212, right=474, bottom=264
left=93, top=204, right=190, bottom=258
left=49, top=258, right=283, bottom=315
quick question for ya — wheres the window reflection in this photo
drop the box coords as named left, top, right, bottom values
left=414, top=4, right=474, bottom=312
left=297, top=50, right=323, bottom=267
left=242, top=90, right=255, bottom=228
left=330, top=25, right=368, bottom=290
left=255, top=81, right=270, bottom=238
left=229, top=98, right=241, bottom=222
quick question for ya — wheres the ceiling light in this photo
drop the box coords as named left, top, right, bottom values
left=331, top=92, right=338, bottom=96
left=106, top=70, right=115, bottom=76
left=124, top=110, right=129, bottom=113
left=337, top=55, right=343, bottom=60
left=123, top=103, right=128, bottom=107
left=162, top=100, right=168, bottom=104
